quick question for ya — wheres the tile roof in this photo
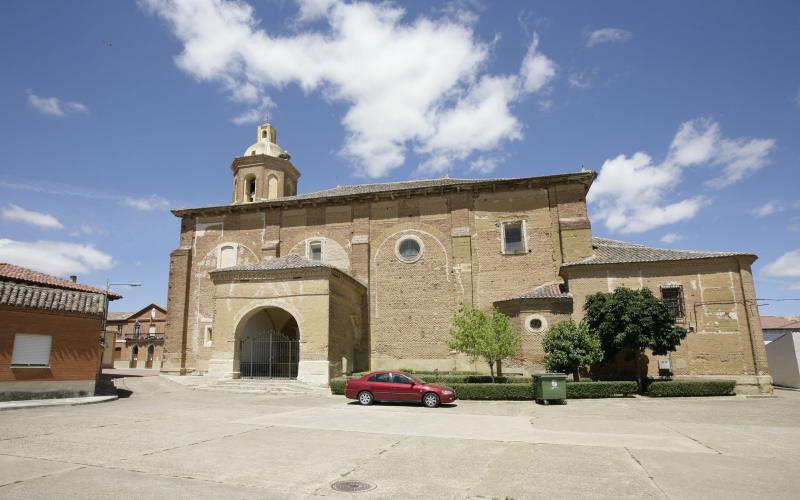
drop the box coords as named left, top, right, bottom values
left=761, top=316, right=800, bottom=330
left=210, top=254, right=332, bottom=273
left=0, top=281, right=106, bottom=315
left=171, top=171, right=597, bottom=216
left=500, top=283, right=573, bottom=302
left=561, top=237, right=753, bottom=267
left=0, top=263, right=121, bottom=299
left=107, top=312, right=134, bottom=321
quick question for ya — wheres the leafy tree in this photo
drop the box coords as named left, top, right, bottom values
left=584, top=287, right=688, bottom=390
left=448, top=304, right=522, bottom=382
left=542, top=319, right=603, bottom=381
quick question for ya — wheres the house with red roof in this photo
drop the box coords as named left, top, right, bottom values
left=0, top=263, right=121, bottom=400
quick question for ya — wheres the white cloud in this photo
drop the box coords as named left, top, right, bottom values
left=763, top=250, right=800, bottom=280
left=752, top=200, right=783, bottom=218
left=1, top=204, right=64, bottom=230
left=70, top=224, right=104, bottom=237
left=0, top=178, right=170, bottom=212
left=469, top=156, right=500, bottom=174
left=27, top=90, right=88, bottom=117
left=520, top=34, right=557, bottom=93
left=122, top=195, right=170, bottom=211
left=589, top=118, right=775, bottom=234
left=661, top=233, right=684, bottom=244
left=142, top=0, right=557, bottom=178
left=567, top=72, right=591, bottom=90
left=0, top=239, right=113, bottom=276
left=586, top=28, right=631, bottom=48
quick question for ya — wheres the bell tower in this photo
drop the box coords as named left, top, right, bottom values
left=231, top=123, right=301, bottom=204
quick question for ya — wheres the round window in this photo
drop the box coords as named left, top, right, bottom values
left=396, top=236, right=423, bottom=263
left=524, top=314, right=547, bottom=333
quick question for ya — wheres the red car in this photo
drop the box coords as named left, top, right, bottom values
left=345, top=371, right=456, bottom=407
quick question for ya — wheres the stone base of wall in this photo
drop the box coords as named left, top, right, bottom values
left=0, top=380, right=97, bottom=401
left=298, top=360, right=329, bottom=386
left=207, top=357, right=237, bottom=379
left=674, top=374, right=774, bottom=395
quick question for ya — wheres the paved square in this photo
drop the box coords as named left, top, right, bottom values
left=0, top=376, right=797, bottom=499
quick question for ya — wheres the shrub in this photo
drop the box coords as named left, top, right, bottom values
left=566, top=381, right=637, bottom=399
left=646, top=379, right=736, bottom=397
left=422, top=374, right=528, bottom=384
left=329, top=377, right=347, bottom=395
left=449, top=383, right=534, bottom=400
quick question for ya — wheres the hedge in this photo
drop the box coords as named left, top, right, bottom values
left=449, top=383, right=534, bottom=400
left=566, top=381, right=637, bottom=399
left=421, top=374, right=528, bottom=384
left=646, top=379, right=736, bottom=397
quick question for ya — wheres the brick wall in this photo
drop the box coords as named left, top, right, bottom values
left=0, top=307, right=101, bottom=382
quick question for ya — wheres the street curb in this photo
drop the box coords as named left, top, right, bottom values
left=0, top=395, right=118, bottom=411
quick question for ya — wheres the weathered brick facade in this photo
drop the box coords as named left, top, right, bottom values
left=162, top=124, right=771, bottom=392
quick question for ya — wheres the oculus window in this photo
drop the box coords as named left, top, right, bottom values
left=396, top=236, right=423, bottom=263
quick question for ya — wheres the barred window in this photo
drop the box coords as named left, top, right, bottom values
left=661, top=286, right=685, bottom=319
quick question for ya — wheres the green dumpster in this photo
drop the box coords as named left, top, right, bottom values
left=533, top=373, right=567, bottom=404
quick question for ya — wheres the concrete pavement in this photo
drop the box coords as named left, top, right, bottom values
left=0, top=376, right=798, bottom=499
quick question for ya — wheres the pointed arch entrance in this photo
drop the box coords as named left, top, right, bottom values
left=236, top=306, right=299, bottom=379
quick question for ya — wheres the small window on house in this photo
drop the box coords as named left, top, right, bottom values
left=524, top=314, right=547, bottom=333
left=11, top=334, right=52, bottom=367
left=502, top=221, right=525, bottom=254
left=661, top=286, right=685, bottom=319
left=148, top=324, right=156, bottom=335
left=219, top=245, right=237, bottom=268
left=308, top=241, right=323, bottom=262
left=116, top=325, right=123, bottom=339
left=134, top=322, right=141, bottom=337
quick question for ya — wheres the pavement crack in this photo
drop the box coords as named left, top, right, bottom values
left=0, top=464, right=86, bottom=490
left=120, top=426, right=265, bottom=461
left=626, top=447, right=670, bottom=499
left=661, top=425, right=722, bottom=455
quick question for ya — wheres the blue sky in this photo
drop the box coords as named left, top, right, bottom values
left=0, top=0, right=798, bottom=315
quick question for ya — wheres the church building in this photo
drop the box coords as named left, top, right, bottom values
left=162, top=123, right=772, bottom=394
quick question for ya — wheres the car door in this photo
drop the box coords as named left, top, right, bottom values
left=389, top=373, right=419, bottom=402
left=366, top=372, right=392, bottom=400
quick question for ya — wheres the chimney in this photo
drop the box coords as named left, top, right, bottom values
left=69, top=275, right=77, bottom=283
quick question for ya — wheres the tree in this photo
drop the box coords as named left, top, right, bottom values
left=542, top=319, right=603, bottom=381
left=448, top=304, right=522, bottom=382
left=584, top=287, right=688, bottom=390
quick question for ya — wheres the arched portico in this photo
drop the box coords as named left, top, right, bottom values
left=235, top=306, right=300, bottom=378
left=205, top=255, right=368, bottom=386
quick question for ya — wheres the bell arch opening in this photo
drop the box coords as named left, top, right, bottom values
left=235, top=307, right=299, bottom=379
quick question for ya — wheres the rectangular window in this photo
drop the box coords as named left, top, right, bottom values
left=661, top=286, right=685, bottom=319
left=134, top=323, right=141, bottom=337
left=502, top=221, right=525, bottom=254
left=148, top=324, right=156, bottom=335
left=308, top=241, right=323, bottom=262
left=116, top=325, right=123, bottom=339
left=11, top=334, right=52, bottom=367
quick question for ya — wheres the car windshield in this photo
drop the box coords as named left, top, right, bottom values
left=409, top=375, right=426, bottom=384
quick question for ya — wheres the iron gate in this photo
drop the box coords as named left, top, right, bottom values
left=239, top=332, right=299, bottom=379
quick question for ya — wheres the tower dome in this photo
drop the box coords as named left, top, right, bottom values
left=231, top=122, right=300, bottom=204
left=243, top=123, right=291, bottom=159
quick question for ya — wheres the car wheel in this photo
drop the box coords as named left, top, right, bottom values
left=357, top=391, right=374, bottom=406
left=422, top=392, right=440, bottom=408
